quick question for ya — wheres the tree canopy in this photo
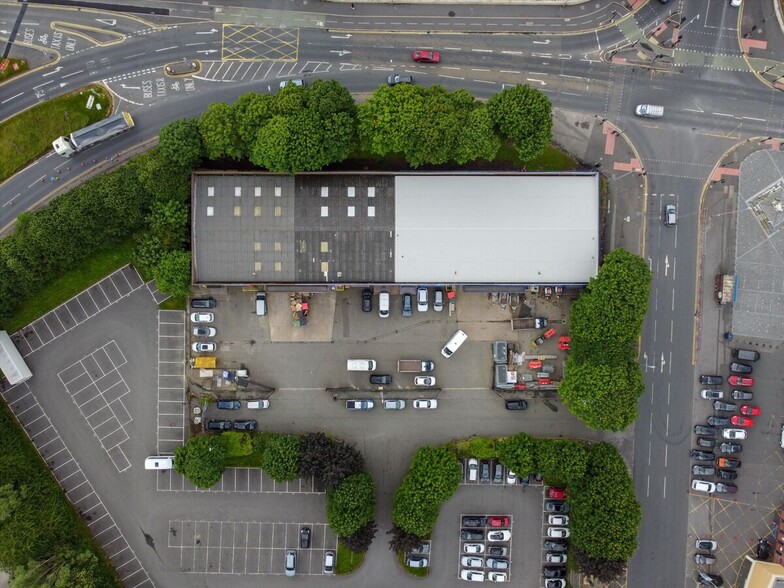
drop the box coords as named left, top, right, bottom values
left=261, top=434, right=301, bottom=482
left=326, top=473, right=376, bottom=537
left=487, top=84, right=553, bottom=160
left=174, top=434, right=227, bottom=488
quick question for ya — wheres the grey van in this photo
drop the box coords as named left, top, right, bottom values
left=255, top=292, right=267, bottom=316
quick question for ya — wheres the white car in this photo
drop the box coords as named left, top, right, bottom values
left=190, top=312, right=214, bottom=323
left=383, top=399, right=406, bottom=410
left=546, top=581, right=566, bottom=588
left=416, top=287, right=428, bottom=312
left=463, top=543, right=484, bottom=554
left=506, top=470, right=517, bottom=485
left=548, top=514, right=569, bottom=526
left=279, top=78, right=304, bottom=89
left=691, top=479, right=716, bottom=493
left=461, top=556, right=483, bottom=569
left=487, top=530, right=511, bottom=542
left=488, top=571, right=508, bottom=582
left=460, top=569, right=485, bottom=582
left=546, top=553, right=567, bottom=564
left=467, top=458, right=478, bottom=482
left=192, top=342, right=216, bottom=352
left=193, top=327, right=216, bottom=337
left=413, top=399, right=437, bottom=410
left=414, top=376, right=436, bottom=387
left=722, top=428, right=747, bottom=440
left=547, top=527, right=570, bottom=538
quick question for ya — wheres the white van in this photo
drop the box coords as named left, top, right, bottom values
left=347, top=359, right=377, bottom=371
left=379, top=291, right=389, bottom=318
left=247, top=400, right=270, bottom=409
left=634, top=104, right=664, bottom=118
left=255, top=292, right=267, bottom=316
left=441, top=330, right=468, bottom=358
left=144, top=456, right=174, bottom=470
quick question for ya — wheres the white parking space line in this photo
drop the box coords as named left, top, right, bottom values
left=157, top=310, right=186, bottom=454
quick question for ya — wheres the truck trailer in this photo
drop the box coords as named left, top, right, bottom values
left=510, top=317, right=548, bottom=330
left=397, top=360, right=435, bottom=373
left=52, top=111, right=135, bottom=157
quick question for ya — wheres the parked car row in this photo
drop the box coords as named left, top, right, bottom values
left=345, top=398, right=438, bottom=410
left=459, top=459, right=535, bottom=486
left=363, top=287, right=447, bottom=317
left=208, top=419, right=257, bottom=431
left=216, top=399, right=269, bottom=410
left=694, top=540, right=722, bottom=587
left=405, top=541, right=431, bottom=570
left=368, top=375, right=437, bottom=386
left=542, top=489, right=569, bottom=587
left=459, top=516, right=511, bottom=583
left=190, top=298, right=218, bottom=352
left=283, top=528, right=335, bottom=577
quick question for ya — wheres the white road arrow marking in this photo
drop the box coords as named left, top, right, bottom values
left=196, top=29, right=219, bottom=34
left=533, top=39, right=551, bottom=45
left=196, top=49, right=219, bottom=55
left=664, top=255, right=670, bottom=276
left=331, top=34, right=353, bottom=39
left=330, top=50, right=352, bottom=57
left=660, top=353, right=666, bottom=373
left=121, top=84, right=141, bottom=89
left=526, top=78, right=546, bottom=86
left=96, top=19, right=117, bottom=26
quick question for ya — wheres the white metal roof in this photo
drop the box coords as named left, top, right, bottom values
left=393, top=174, right=599, bottom=283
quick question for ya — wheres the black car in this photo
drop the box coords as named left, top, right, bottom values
left=694, top=425, right=718, bottom=437
left=756, top=538, right=771, bottom=560
left=719, top=442, right=742, bottom=454
left=208, top=419, right=231, bottom=430
left=233, top=419, right=257, bottom=431
left=543, top=565, right=566, bottom=579
left=717, top=469, right=738, bottom=480
left=690, top=450, right=715, bottom=461
left=692, top=465, right=715, bottom=476
left=300, top=527, right=311, bottom=549
left=700, top=375, right=724, bottom=385
left=713, top=401, right=737, bottom=412
left=402, top=293, right=413, bottom=317
left=505, top=400, right=528, bottom=410
left=729, top=362, right=752, bottom=374
left=370, top=374, right=392, bottom=385
left=544, top=540, right=568, bottom=553
left=493, top=463, right=503, bottom=483
left=480, top=461, right=490, bottom=483
left=462, top=516, right=487, bottom=528
left=697, top=437, right=718, bottom=448
left=707, top=416, right=730, bottom=427
left=387, top=73, right=413, bottom=86
left=361, top=288, right=372, bottom=312
left=191, top=298, right=216, bottom=308
left=697, top=571, right=724, bottom=586
left=545, top=500, right=570, bottom=513
left=216, top=400, right=241, bottom=410
left=461, top=529, right=484, bottom=541
left=488, top=546, right=507, bottom=557
left=732, top=390, right=753, bottom=400
left=715, top=483, right=737, bottom=494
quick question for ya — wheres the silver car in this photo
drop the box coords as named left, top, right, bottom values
left=383, top=399, right=406, bottom=410
left=284, top=550, right=296, bottom=577
left=664, top=204, right=677, bottom=226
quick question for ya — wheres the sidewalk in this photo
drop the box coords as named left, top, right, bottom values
left=739, top=0, right=784, bottom=89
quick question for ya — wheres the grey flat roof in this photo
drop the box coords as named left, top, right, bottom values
left=0, top=330, right=32, bottom=385
left=394, top=174, right=598, bottom=283
left=192, top=172, right=599, bottom=285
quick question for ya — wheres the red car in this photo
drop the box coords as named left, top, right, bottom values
left=412, top=50, right=440, bottom=63
left=487, top=516, right=510, bottom=527
left=544, top=328, right=557, bottom=339
left=528, top=360, right=542, bottom=370
left=731, top=415, right=755, bottom=427
left=548, top=487, right=566, bottom=499
left=740, top=405, right=761, bottom=416
left=729, top=375, right=754, bottom=387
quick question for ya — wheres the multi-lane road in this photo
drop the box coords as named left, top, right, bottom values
left=2, top=0, right=783, bottom=586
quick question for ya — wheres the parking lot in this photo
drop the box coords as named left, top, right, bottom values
left=156, top=467, right=325, bottom=494
left=169, top=520, right=337, bottom=575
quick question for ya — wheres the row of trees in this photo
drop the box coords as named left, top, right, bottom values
left=174, top=430, right=378, bottom=555
left=498, top=433, right=639, bottom=582
left=0, top=404, right=120, bottom=587
left=558, top=249, right=652, bottom=431
left=156, top=80, right=553, bottom=174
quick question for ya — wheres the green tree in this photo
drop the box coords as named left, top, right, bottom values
left=0, top=483, right=20, bottom=524
left=569, top=443, right=641, bottom=562
left=221, top=431, right=252, bottom=457
left=152, top=250, right=192, bottom=298
left=234, top=92, right=274, bottom=152
left=391, top=484, right=440, bottom=537
left=340, top=520, right=378, bottom=553
left=326, top=473, right=376, bottom=537
left=298, top=433, right=364, bottom=490
left=487, top=84, right=553, bottom=161
left=132, top=233, right=165, bottom=276
left=261, top=434, right=301, bottom=481
left=148, top=199, right=190, bottom=249
left=387, top=525, right=425, bottom=554
left=535, top=439, right=588, bottom=488
left=304, top=79, right=357, bottom=118
left=174, top=434, right=227, bottom=488
left=357, top=84, right=426, bottom=158
left=10, top=547, right=109, bottom=588
left=134, top=149, right=192, bottom=204
left=199, top=102, right=244, bottom=160
left=403, top=446, right=461, bottom=503
left=558, top=358, right=643, bottom=432
left=497, top=432, right=537, bottom=477
left=455, top=106, right=501, bottom=164
left=158, top=117, right=203, bottom=169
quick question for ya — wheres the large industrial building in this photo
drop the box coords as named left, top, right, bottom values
left=191, top=172, right=600, bottom=289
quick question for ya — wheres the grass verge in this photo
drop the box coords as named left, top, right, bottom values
left=0, top=84, right=111, bottom=181
left=2, top=237, right=135, bottom=333
left=336, top=541, right=365, bottom=574
left=0, top=58, right=29, bottom=82
left=445, top=437, right=500, bottom=460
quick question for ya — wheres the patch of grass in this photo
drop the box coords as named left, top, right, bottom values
left=396, top=550, right=429, bottom=576
left=224, top=431, right=275, bottom=468
left=0, top=58, right=29, bottom=82
left=160, top=295, right=186, bottom=310
left=0, top=85, right=111, bottom=181
left=2, top=237, right=135, bottom=332
left=446, top=437, right=499, bottom=460
left=336, top=542, right=365, bottom=574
